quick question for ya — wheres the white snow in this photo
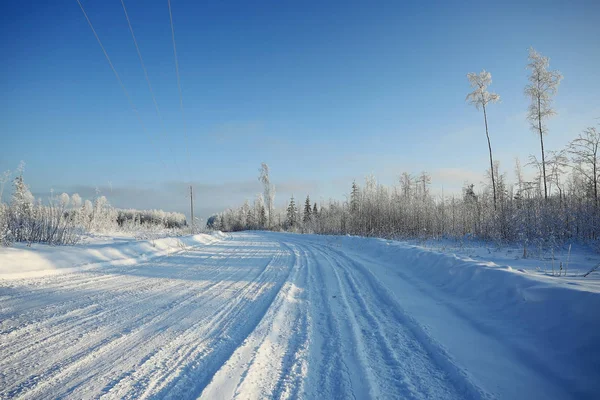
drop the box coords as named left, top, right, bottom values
left=1, top=232, right=598, bottom=399
left=0, top=232, right=226, bottom=279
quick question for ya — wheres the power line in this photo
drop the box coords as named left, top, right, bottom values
left=167, top=0, right=193, bottom=183
left=75, top=0, right=168, bottom=170
left=119, top=0, right=183, bottom=180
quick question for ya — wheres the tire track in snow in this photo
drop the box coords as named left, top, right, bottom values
left=279, top=236, right=483, bottom=399
left=5, top=280, right=201, bottom=399
left=322, top=243, right=493, bottom=400
left=31, top=243, right=268, bottom=399
left=199, top=241, right=309, bottom=400
left=306, top=243, right=376, bottom=400
left=0, top=276, right=169, bottom=354
left=317, top=243, right=460, bottom=399
left=152, top=238, right=296, bottom=399
left=268, top=244, right=310, bottom=400
left=1, top=231, right=498, bottom=399
left=291, top=240, right=370, bottom=400
left=127, top=244, right=284, bottom=398
left=0, top=241, right=204, bottom=316
left=0, top=237, right=277, bottom=399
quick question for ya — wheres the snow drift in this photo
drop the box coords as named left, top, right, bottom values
left=0, top=231, right=227, bottom=280
left=307, top=234, right=600, bottom=398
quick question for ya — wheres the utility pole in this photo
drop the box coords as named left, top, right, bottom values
left=190, top=185, right=194, bottom=234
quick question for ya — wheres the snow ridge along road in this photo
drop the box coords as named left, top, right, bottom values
left=1, top=232, right=598, bottom=399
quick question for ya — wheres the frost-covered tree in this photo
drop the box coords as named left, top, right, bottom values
left=546, top=150, right=568, bottom=200
left=253, top=193, right=265, bottom=229
left=258, top=163, right=275, bottom=228
left=0, top=163, right=192, bottom=246
left=0, top=170, right=11, bottom=202
left=350, top=181, right=360, bottom=214
left=258, top=205, right=267, bottom=229
left=525, top=48, right=563, bottom=200
left=9, top=173, right=34, bottom=242
left=217, top=161, right=600, bottom=248
left=514, top=157, right=525, bottom=199
left=71, top=193, right=82, bottom=208
left=568, top=125, right=599, bottom=206
left=82, top=200, right=93, bottom=229
left=59, top=193, right=70, bottom=208
left=303, top=195, right=312, bottom=225
left=467, top=69, right=500, bottom=210
left=286, top=195, right=298, bottom=229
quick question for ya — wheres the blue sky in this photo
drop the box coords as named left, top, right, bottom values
left=1, top=0, right=599, bottom=219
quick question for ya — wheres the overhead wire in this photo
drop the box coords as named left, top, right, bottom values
left=119, top=0, right=183, bottom=181
left=75, top=0, right=168, bottom=170
left=167, top=0, right=193, bottom=183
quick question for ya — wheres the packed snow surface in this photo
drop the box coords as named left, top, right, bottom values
left=1, top=232, right=599, bottom=399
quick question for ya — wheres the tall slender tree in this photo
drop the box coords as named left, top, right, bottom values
left=258, top=163, right=275, bottom=227
left=350, top=181, right=360, bottom=214
left=286, top=195, right=298, bottom=228
left=467, top=69, right=500, bottom=210
left=525, top=48, right=563, bottom=200
left=303, top=195, right=312, bottom=224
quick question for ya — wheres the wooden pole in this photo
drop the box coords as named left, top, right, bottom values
left=190, top=185, right=194, bottom=234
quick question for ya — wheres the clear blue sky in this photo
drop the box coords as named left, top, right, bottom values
left=1, top=0, right=599, bottom=219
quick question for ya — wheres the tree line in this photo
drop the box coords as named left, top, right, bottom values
left=211, top=48, right=599, bottom=252
left=0, top=163, right=187, bottom=246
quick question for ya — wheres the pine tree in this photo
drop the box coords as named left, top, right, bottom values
left=350, top=181, right=360, bottom=214
left=303, top=195, right=312, bottom=224
left=286, top=195, right=297, bottom=229
left=258, top=205, right=267, bottom=229
left=246, top=204, right=256, bottom=229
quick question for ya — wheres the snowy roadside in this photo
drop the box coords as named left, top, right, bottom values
left=309, top=233, right=600, bottom=286
left=406, top=237, right=600, bottom=279
left=1, top=231, right=599, bottom=398
left=290, top=233, right=600, bottom=398
left=0, top=231, right=228, bottom=280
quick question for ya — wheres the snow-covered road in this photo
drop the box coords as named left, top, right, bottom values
left=1, top=232, right=598, bottom=399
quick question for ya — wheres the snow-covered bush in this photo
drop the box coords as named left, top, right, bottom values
left=0, top=202, right=10, bottom=246
left=0, top=167, right=190, bottom=246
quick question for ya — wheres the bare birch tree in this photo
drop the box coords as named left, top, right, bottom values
left=568, top=125, right=599, bottom=206
left=258, top=163, right=275, bottom=228
left=525, top=48, right=563, bottom=200
left=467, top=70, right=500, bottom=210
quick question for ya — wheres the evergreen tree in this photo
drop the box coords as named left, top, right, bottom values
left=258, top=205, right=267, bottom=229
left=246, top=205, right=256, bottom=229
left=286, top=196, right=298, bottom=228
left=303, top=195, right=312, bottom=224
left=350, top=181, right=360, bottom=214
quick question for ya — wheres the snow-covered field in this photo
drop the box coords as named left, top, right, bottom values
left=1, top=232, right=599, bottom=399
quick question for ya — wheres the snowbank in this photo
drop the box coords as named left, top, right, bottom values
left=306, top=234, right=600, bottom=397
left=0, top=231, right=228, bottom=280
